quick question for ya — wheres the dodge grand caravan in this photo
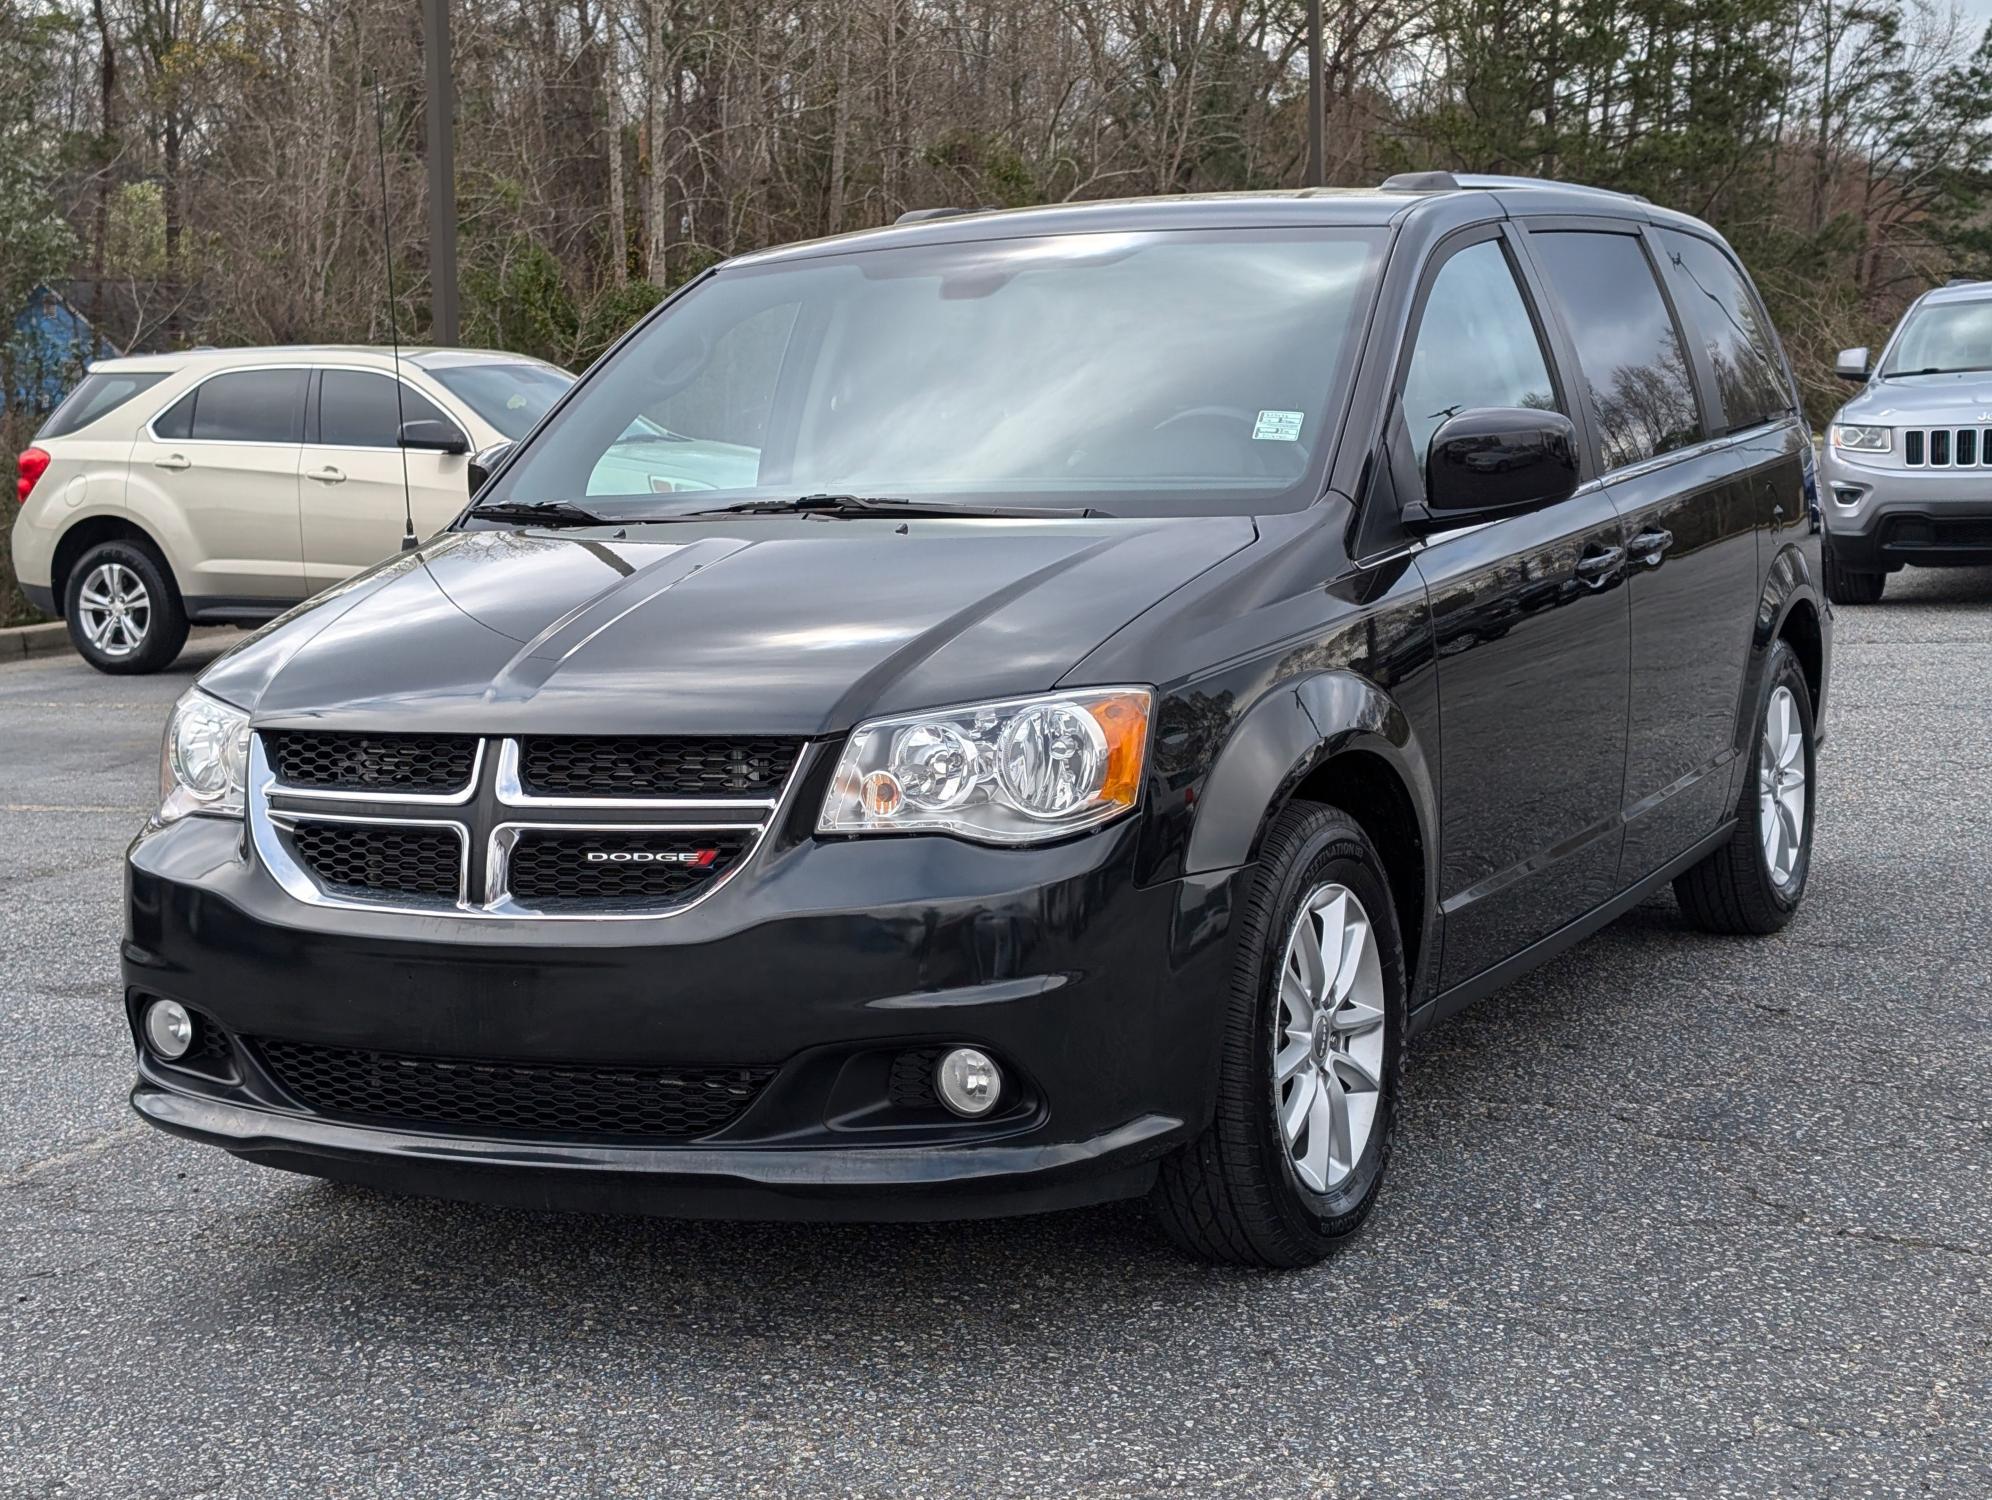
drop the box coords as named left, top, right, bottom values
left=125, top=177, right=1829, bottom=1266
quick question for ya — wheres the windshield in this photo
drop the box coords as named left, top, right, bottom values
left=478, top=227, right=1387, bottom=519
left=427, top=361, right=574, bottom=439
left=1882, top=299, right=1992, bottom=376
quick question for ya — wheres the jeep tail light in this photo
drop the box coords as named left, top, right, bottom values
left=16, top=446, right=50, bottom=503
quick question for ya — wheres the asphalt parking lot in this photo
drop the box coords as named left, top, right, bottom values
left=4, top=577, right=1989, bottom=1500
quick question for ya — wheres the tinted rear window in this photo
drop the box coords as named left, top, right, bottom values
left=1657, top=231, right=1790, bottom=431
left=187, top=370, right=307, bottom=443
left=1531, top=231, right=1703, bottom=471
left=36, top=372, right=167, bottom=440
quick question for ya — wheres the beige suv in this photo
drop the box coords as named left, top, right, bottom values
left=11, top=346, right=572, bottom=673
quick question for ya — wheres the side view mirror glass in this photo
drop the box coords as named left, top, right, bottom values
left=399, top=418, right=469, bottom=455
left=1834, top=347, right=1872, bottom=382
left=467, top=441, right=515, bottom=498
left=1408, top=408, right=1579, bottom=532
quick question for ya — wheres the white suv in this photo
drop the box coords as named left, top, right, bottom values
left=11, top=346, right=573, bottom=673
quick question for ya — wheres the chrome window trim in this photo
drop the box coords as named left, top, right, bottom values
left=142, top=363, right=318, bottom=447
left=492, top=736, right=782, bottom=811
left=264, top=735, right=486, bottom=806
left=306, top=364, right=474, bottom=451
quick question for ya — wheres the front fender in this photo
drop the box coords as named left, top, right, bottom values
left=1754, top=536, right=1831, bottom=728
left=1183, top=669, right=1437, bottom=885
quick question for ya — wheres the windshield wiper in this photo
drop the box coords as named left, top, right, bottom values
left=1887, top=365, right=1992, bottom=377
left=470, top=498, right=618, bottom=527
left=675, top=492, right=1108, bottom=520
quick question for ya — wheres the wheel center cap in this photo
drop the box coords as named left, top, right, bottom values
left=1311, top=1012, right=1333, bottom=1064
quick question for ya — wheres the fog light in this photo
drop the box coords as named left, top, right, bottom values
left=144, top=999, right=194, bottom=1060
left=936, top=1047, right=1001, bottom=1117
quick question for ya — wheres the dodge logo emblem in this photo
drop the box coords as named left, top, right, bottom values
left=586, top=848, right=720, bottom=867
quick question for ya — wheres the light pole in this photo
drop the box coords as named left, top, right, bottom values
left=1306, top=0, right=1325, bottom=187
left=423, top=0, right=460, bottom=344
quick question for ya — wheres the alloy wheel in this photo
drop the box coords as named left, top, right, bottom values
left=76, top=562, right=152, bottom=660
left=1273, top=882, right=1387, bottom=1195
left=1758, top=684, right=1807, bottom=886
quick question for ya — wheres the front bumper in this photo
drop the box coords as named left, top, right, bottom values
left=1818, top=446, right=1992, bottom=568
left=124, top=813, right=1242, bottom=1221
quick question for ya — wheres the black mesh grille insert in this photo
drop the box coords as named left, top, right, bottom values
left=256, top=1039, right=775, bottom=1140
left=889, top=1049, right=943, bottom=1109
left=266, top=731, right=478, bottom=793
left=290, top=821, right=461, bottom=900
left=519, top=736, right=802, bottom=798
left=505, top=829, right=750, bottom=909
left=177, top=1013, right=236, bottom=1079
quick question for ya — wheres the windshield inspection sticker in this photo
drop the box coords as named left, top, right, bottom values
left=1253, top=409, right=1304, bottom=441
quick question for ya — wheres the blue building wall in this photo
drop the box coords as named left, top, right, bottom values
left=9, top=286, right=120, bottom=415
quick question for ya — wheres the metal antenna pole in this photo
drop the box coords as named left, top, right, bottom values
left=423, top=0, right=460, bottom=345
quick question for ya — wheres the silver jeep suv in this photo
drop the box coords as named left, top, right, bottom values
left=1821, top=280, right=1992, bottom=603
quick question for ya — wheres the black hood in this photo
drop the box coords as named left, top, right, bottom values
left=198, top=517, right=1256, bottom=734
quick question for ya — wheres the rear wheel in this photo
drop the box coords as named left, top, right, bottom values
left=1674, top=639, right=1816, bottom=934
left=1822, top=537, right=1884, bottom=605
left=1152, top=802, right=1406, bottom=1267
left=63, top=540, right=188, bottom=675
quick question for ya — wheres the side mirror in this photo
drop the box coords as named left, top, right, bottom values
left=467, top=441, right=515, bottom=498
left=399, top=418, right=469, bottom=455
left=1406, top=408, right=1579, bottom=532
left=1834, top=347, right=1872, bottom=382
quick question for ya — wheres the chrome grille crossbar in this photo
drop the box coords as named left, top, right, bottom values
left=249, top=732, right=799, bottom=920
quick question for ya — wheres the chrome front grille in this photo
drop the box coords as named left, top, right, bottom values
left=289, top=820, right=464, bottom=900
left=1902, top=427, right=1990, bottom=467
left=250, top=730, right=800, bottom=920
left=518, top=735, right=802, bottom=798
left=264, top=730, right=481, bottom=794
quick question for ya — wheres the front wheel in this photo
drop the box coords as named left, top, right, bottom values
left=1674, top=639, right=1816, bottom=934
left=1152, top=802, right=1406, bottom=1267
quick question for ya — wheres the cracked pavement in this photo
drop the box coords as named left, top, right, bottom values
left=3, top=576, right=1989, bottom=1498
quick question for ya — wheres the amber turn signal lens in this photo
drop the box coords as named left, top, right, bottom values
left=1087, top=691, right=1150, bottom=809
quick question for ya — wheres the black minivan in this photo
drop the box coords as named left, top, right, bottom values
left=127, top=175, right=1828, bottom=1266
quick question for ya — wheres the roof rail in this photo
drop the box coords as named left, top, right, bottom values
left=1946, top=276, right=1984, bottom=287
left=1378, top=170, right=1649, bottom=205
left=1450, top=173, right=1649, bottom=204
left=896, top=207, right=971, bottom=224
left=1379, top=171, right=1460, bottom=193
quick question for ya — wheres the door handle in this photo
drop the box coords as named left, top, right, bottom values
left=307, top=465, right=346, bottom=484
left=153, top=454, right=190, bottom=472
left=1575, top=545, right=1624, bottom=584
left=1628, top=527, right=1674, bottom=565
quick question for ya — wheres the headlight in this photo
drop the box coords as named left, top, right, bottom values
left=1830, top=423, right=1890, bottom=453
left=157, top=690, right=252, bottom=822
left=819, top=688, right=1151, bottom=844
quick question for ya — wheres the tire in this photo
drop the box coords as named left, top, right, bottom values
left=1152, top=801, right=1407, bottom=1267
left=1674, top=639, right=1816, bottom=935
left=1822, top=537, right=1884, bottom=605
left=63, top=539, right=190, bottom=675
